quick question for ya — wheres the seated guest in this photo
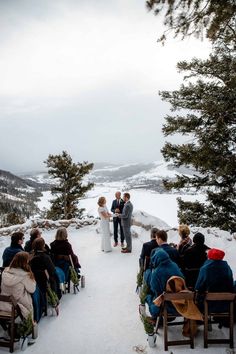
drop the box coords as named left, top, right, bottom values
left=177, top=224, right=192, bottom=256
left=50, top=227, right=81, bottom=280
left=195, top=248, right=234, bottom=312
left=25, top=228, right=50, bottom=254
left=183, top=232, right=210, bottom=288
left=2, top=232, right=24, bottom=267
left=144, top=249, right=184, bottom=318
left=153, top=230, right=180, bottom=265
left=30, top=238, right=58, bottom=297
left=0, top=252, right=36, bottom=320
left=139, top=227, right=159, bottom=270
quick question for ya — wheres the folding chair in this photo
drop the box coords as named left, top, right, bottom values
left=0, top=295, right=20, bottom=353
left=161, top=292, right=196, bottom=351
left=203, top=292, right=235, bottom=348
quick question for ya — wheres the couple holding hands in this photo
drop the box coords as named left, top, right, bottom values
left=97, top=192, right=133, bottom=254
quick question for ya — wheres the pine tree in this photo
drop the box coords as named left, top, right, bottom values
left=160, top=42, right=236, bottom=232
left=44, top=151, right=94, bottom=220
left=146, top=0, right=236, bottom=43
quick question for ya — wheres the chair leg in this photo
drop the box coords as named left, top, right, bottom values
left=204, top=309, right=208, bottom=348
left=163, top=307, right=168, bottom=351
left=10, top=318, right=14, bottom=353
left=190, top=320, right=194, bottom=349
left=230, top=303, right=234, bottom=348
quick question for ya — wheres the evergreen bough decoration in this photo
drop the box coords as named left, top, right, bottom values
left=69, top=266, right=80, bottom=286
left=46, top=286, right=59, bottom=308
left=139, top=281, right=150, bottom=305
left=136, top=267, right=144, bottom=288
left=17, top=313, right=33, bottom=338
left=140, top=314, right=155, bottom=335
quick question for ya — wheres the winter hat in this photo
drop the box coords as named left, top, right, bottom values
left=193, top=232, right=205, bottom=245
left=207, top=248, right=225, bottom=260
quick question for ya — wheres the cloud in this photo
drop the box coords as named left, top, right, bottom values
left=0, top=0, right=212, bottom=173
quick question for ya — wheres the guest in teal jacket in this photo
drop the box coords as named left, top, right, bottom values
left=144, top=248, right=184, bottom=318
left=195, top=248, right=234, bottom=312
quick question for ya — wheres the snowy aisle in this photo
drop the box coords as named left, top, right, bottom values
left=0, top=226, right=234, bottom=353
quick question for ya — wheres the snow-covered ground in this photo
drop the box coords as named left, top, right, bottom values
left=0, top=186, right=234, bottom=354
left=38, top=184, right=205, bottom=227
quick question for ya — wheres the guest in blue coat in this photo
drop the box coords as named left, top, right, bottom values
left=144, top=248, right=184, bottom=318
left=152, top=230, right=180, bottom=266
left=195, top=248, right=234, bottom=312
left=2, top=232, right=24, bottom=267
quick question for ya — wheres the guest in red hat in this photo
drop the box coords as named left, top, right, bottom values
left=195, top=247, right=234, bottom=314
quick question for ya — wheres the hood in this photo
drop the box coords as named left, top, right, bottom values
left=2, top=267, right=29, bottom=287
left=150, top=248, right=170, bottom=268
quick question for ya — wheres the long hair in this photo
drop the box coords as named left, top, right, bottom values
left=32, top=237, right=45, bottom=252
left=55, top=227, right=68, bottom=241
left=9, top=252, right=34, bottom=279
left=178, top=224, right=190, bottom=240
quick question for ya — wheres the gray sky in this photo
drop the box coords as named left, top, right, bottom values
left=0, top=0, right=211, bottom=173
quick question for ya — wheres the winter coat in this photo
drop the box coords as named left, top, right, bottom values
left=144, top=249, right=184, bottom=318
left=139, top=240, right=158, bottom=269
left=2, top=245, right=24, bottom=267
left=30, top=251, right=57, bottom=293
left=183, top=243, right=209, bottom=288
left=50, top=239, right=80, bottom=269
left=195, top=259, right=234, bottom=312
left=150, top=243, right=180, bottom=266
left=25, top=240, right=50, bottom=254
left=0, top=267, right=36, bottom=319
left=178, top=237, right=192, bottom=256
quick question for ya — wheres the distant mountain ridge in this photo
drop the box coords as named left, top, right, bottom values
left=0, top=169, right=52, bottom=224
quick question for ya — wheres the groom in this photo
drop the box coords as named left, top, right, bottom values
left=119, top=193, right=133, bottom=254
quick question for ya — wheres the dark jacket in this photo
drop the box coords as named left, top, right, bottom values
left=2, top=245, right=24, bottom=267
left=144, top=249, right=184, bottom=318
left=50, top=239, right=80, bottom=269
left=151, top=243, right=180, bottom=266
left=25, top=240, right=50, bottom=254
left=184, top=243, right=209, bottom=270
left=183, top=243, right=209, bottom=288
left=139, top=240, right=158, bottom=269
left=30, top=251, right=57, bottom=293
left=111, top=199, right=125, bottom=214
left=195, top=259, right=234, bottom=312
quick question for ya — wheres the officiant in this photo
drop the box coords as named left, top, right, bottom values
left=111, top=191, right=125, bottom=247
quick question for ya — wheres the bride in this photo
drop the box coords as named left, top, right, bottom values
left=97, top=197, right=112, bottom=252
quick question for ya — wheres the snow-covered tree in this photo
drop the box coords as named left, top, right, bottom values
left=45, top=151, right=94, bottom=220
left=161, top=42, right=236, bottom=231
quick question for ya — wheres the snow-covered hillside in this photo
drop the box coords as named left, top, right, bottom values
left=25, top=160, right=196, bottom=193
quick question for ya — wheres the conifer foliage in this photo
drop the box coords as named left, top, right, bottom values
left=146, top=0, right=236, bottom=43
left=45, top=151, right=94, bottom=220
left=161, top=43, right=236, bottom=231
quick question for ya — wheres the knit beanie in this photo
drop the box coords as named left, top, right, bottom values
left=208, top=248, right=225, bottom=260
left=193, top=232, right=205, bottom=245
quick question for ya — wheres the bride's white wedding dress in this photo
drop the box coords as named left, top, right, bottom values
left=98, top=206, right=112, bottom=252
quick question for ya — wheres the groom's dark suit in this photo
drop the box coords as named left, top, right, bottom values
left=111, top=198, right=125, bottom=244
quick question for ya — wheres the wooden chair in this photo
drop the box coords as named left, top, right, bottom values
left=203, top=292, right=235, bottom=348
left=0, top=295, right=19, bottom=353
left=160, top=292, right=196, bottom=351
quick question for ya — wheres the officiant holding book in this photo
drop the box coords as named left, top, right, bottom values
left=111, top=191, right=125, bottom=247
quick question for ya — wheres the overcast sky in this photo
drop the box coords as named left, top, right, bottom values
left=0, top=0, right=211, bottom=173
